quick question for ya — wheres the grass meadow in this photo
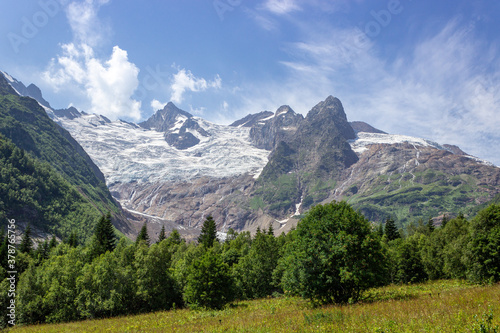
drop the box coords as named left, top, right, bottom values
left=7, top=280, right=500, bottom=332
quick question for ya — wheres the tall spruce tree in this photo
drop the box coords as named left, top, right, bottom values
left=93, top=212, right=116, bottom=254
left=385, top=217, right=400, bottom=241
left=66, top=231, right=78, bottom=247
left=441, top=214, right=449, bottom=227
left=136, top=223, right=150, bottom=246
left=427, top=217, right=435, bottom=233
left=157, top=225, right=166, bottom=244
left=19, top=224, right=33, bottom=254
left=166, top=229, right=182, bottom=247
left=198, top=215, right=217, bottom=248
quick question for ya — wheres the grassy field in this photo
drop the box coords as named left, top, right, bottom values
left=7, top=280, right=500, bottom=332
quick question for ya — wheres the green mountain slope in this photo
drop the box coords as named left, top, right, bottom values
left=0, top=135, right=102, bottom=239
left=0, top=74, right=123, bottom=240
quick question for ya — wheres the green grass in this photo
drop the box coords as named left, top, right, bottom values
left=7, top=280, right=500, bottom=332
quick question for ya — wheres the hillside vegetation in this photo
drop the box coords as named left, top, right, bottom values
left=0, top=135, right=104, bottom=239
left=1, top=201, right=499, bottom=329
left=0, top=74, right=122, bottom=239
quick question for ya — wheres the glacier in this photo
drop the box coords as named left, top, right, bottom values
left=54, top=113, right=270, bottom=185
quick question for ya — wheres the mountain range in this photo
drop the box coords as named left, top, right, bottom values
left=1, top=70, right=499, bottom=241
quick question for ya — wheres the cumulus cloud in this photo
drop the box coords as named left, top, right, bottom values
left=150, top=99, right=165, bottom=111
left=44, top=43, right=141, bottom=120
left=43, top=0, right=142, bottom=120
left=170, top=68, right=221, bottom=104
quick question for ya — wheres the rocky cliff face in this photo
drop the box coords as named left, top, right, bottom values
left=139, top=102, right=210, bottom=150
left=248, top=105, right=304, bottom=150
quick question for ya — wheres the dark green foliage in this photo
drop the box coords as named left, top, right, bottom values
left=385, top=217, right=400, bottom=241
left=133, top=241, right=182, bottom=313
left=166, top=229, right=183, bottom=247
left=136, top=223, right=150, bottom=246
left=157, top=225, right=166, bottom=243
left=376, top=223, right=384, bottom=238
left=184, top=248, right=234, bottom=309
left=66, top=232, right=77, bottom=248
left=19, top=224, right=33, bottom=254
left=465, top=204, right=500, bottom=283
left=392, top=236, right=428, bottom=284
left=89, top=213, right=116, bottom=258
left=49, top=235, right=58, bottom=249
left=441, top=214, right=449, bottom=227
left=198, top=215, right=217, bottom=248
left=233, top=229, right=280, bottom=299
left=427, top=218, right=435, bottom=233
left=0, top=76, right=122, bottom=240
left=17, top=245, right=83, bottom=324
left=8, top=201, right=500, bottom=327
left=0, top=135, right=102, bottom=240
left=278, top=201, right=386, bottom=304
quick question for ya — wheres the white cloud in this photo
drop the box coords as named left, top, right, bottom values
left=65, top=0, right=110, bottom=46
left=86, top=46, right=141, bottom=120
left=151, top=99, right=167, bottom=111
left=262, top=0, right=301, bottom=14
left=170, top=68, right=221, bottom=104
left=42, top=0, right=142, bottom=121
left=44, top=44, right=142, bottom=120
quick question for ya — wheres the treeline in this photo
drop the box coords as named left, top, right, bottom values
left=1, top=202, right=499, bottom=327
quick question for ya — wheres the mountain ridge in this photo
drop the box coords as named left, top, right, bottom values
left=2, top=71, right=499, bottom=239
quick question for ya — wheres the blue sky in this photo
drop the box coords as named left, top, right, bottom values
left=1, top=0, right=500, bottom=165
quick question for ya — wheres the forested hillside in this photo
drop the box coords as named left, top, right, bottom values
left=0, top=74, right=123, bottom=239
left=0, top=135, right=107, bottom=239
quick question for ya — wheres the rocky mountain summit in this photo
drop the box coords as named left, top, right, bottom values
left=139, top=102, right=210, bottom=150
left=246, top=105, right=304, bottom=150
left=3, top=71, right=499, bottom=239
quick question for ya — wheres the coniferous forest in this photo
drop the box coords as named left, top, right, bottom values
left=1, top=200, right=499, bottom=328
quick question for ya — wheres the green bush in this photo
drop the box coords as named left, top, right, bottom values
left=278, top=201, right=386, bottom=304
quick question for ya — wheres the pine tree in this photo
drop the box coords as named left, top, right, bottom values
left=198, top=215, right=217, bottom=248
left=49, top=235, right=58, bottom=249
left=166, top=229, right=182, bottom=246
left=67, top=231, right=78, bottom=247
left=157, top=225, right=166, bottom=243
left=93, top=212, right=116, bottom=253
left=384, top=217, right=400, bottom=241
left=427, top=217, right=435, bottom=233
left=136, top=223, right=150, bottom=246
left=19, top=224, right=33, bottom=254
left=441, top=214, right=449, bottom=227
left=267, top=223, right=275, bottom=236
